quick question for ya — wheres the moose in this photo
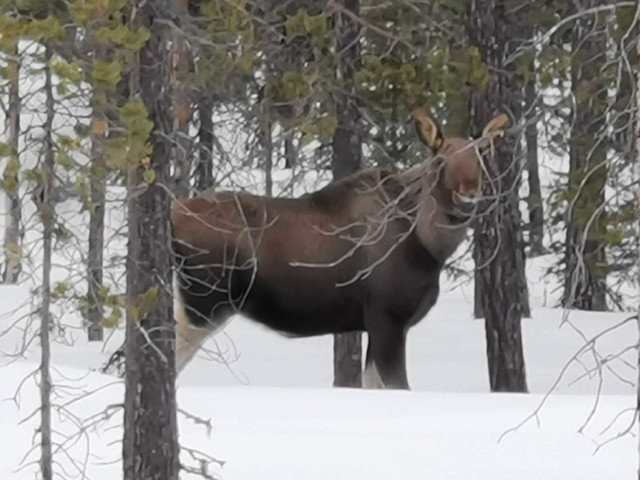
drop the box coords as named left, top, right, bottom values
left=171, top=109, right=509, bottom=389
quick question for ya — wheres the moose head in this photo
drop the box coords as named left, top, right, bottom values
left=413, top=109, right=510, bottom=211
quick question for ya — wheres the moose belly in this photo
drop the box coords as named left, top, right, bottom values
left=242, top=269, right=365, bottom=337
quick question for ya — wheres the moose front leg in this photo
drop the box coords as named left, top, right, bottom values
left=364, top=311, right=409, bottom=390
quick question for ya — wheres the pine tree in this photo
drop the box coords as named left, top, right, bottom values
left=468, top=0, right=529, bottom=393
left=563, top=0, right=608, bottom=311
left=170, top=0, right=191, bottom=198
left=523, top=20, right=544, bottom=256
left=1, top=39, right=22, bottom=284
left=39, top=41, right=55, bottom=480
left=331, top=0, right=363, bottom=388
left=86, top=37, right=108, bottom=342
left=122, top=0, right=179, bottom=478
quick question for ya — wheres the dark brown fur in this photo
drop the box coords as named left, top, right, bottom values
left=172, top=111, right=509, bottom=389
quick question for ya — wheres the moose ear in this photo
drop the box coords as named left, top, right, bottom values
left=414, top=109, right=444, bottom=152
left=478, top=113, right=510, bottom=149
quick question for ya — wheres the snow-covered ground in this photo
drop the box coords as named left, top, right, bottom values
left=0, top=273, right=636, bottom=479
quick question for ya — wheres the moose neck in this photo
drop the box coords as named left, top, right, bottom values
left=400, top=161, right=471, bottom=263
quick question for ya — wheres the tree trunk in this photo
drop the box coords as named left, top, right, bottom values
left=331, top=0, right=362, bottom=388
left=264, top=121, right=273, bottom=196
left=39, top=43, right=55, bottom=480
left=612, top=12, right=638, bottom=164
left=468, top=0, right=529, bottom=393
left=635, top=29, right=640, bottom=480
left=171, top=0, right=191, bottom=198
left=195, top=94, right=214, bottom=193
left=123, top=1, right=179, bottom=479
left=563, top=0, right=608, bottom=312
left=284, top=131, right=296, bottom=169
left=473, top=237, right=484, bottom=318
left=256, top=85, right=273, bottom=197
left=3, top=41, right=22, bottom=284
left=524, top=59, right=544, bottom=257
left=86, top=45, right=107, bottom=342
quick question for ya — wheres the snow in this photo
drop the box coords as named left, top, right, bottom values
left=0, top=277, right=636, bottom=479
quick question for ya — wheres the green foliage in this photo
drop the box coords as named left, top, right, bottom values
left=610, top=7, right=636, bottom=41
left=121, top=100, right=154, bottom=141
left=101, top=303, right=122, bottom=328
left=51, top=58, right=83, bottom=83
left=55, top=152, right=74, bottom=170
left=273, top=69, right=312, bottom=103
left=452, top=47, right=489, bottom=90
left=201, top=0, right=253, bottom=43
left=234, top=51, right=255, bottom=74
left=604, top=228, right=625, bottom=247
left=285, top=10, right=329, bottom=46
left=1, top=156, right=21, bottom=194
left=52, top=282, right=71, bottom=300
left=511, top=49, right=536, bottom=83
left=25, top=16, right=66, bottom=41
left=128, top=286, right=159, bottom=323
left=79, top=286, right=124, bottom=328
left=23, top=167, right=44, bottom=184
left=355, top=46, right=486, bottom=128
left=300, top=114, right=338, bottom=143
left=106, top=100, right=153, bottom=171
left=0, top=143, right=11, bottom=157
left=95, top=25, right=151, bottom=51
left=75, top=173, right=93, bottom=211
left=58, top=135, right=82, bottom=150
left=538, top=46, right=570, bottom=87
left=142, top=168, right=156, bottom=185
left=0, top=17, right=25, bottom=50
left=93, top=59, right=121, bottom=90
left=102, top=288, right=124, bottom=328
left=67, top=0, right=127, bottom=25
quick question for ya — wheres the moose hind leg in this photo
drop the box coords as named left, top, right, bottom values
left=365, top=319, right=409, bottom=389
left=174, top=283, right=231, bottom=373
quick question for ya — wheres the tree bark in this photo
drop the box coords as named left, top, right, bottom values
left=39, top=43, right=55, bottom=480
left=284, top=131, right=296, bottom=169
left=171, top=0, right=191, bottom=199
left=195, top=93, right=214, bottom=193
left=332, top=0, right=362, bottom=388
left=635, top=26, right=640, bottom=480
left=3, top=41, right=22, bottom=284
left=524, top=59, right=544, bottom=257
left=123, top=1, right=179, bottom=479
left=264, top=122, right=273, bottom=196
left=563, top=0, right=608, bottom=311
left=473, top=238, right=484, bottom=318
left=468, top=0, right=529, bottom=393
left=86, top=44, right=107, bottom=342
